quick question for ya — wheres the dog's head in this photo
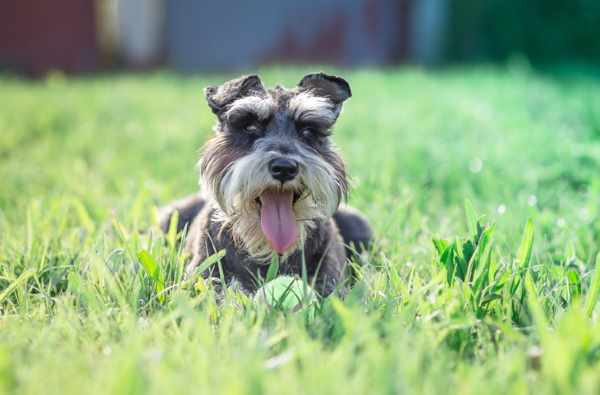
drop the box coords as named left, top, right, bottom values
left=199, top=73, right=350, bottom=259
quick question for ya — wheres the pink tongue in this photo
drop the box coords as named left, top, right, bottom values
left=260, top=190, right=298, bottom=254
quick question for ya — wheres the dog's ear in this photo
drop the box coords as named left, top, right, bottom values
left=298, top=73, right=351, bottom=104
left=205, top=75, right=266, bottom=115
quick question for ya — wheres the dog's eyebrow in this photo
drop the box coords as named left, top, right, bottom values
left=225, top=96, right=276, bottom=122
left=288, top=92, right=339, bottom=126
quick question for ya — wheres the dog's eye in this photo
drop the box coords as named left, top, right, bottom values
left=299, top=126, right=318, bottom=139
left=244, top=122, right=262, bottom=135
left=230, top=112, right=264, bottom=136
left=297, top=121, right=329, bottom=140
left=241, top=119, right=265, bottom=136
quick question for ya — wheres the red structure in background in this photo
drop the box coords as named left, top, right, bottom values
left=0, top=0, right=98, bottom=76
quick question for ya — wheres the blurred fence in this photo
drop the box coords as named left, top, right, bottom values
left=0, top=0, right=598, bottom=76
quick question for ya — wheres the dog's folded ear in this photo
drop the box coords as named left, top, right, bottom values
left=205, top=75, right=266, bottom=115
left=298, top=73, right=351, bottom=103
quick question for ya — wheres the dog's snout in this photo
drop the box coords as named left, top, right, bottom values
left=269, top=158, right=299, bottom=183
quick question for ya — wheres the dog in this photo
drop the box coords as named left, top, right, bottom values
left=159, top=73, right=372, bottom=296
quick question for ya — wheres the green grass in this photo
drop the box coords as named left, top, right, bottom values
left=2, top=65, right=600, bottom=394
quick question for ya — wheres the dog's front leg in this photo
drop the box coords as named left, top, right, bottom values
left=309, top=234, right=348, bottom=297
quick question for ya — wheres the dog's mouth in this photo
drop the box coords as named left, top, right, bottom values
left=255, top=189, right=302, bottom=254
left=255, top=191, right=302, bottom=207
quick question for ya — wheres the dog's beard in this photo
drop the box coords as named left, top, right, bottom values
left=202, top=141, right=343, bottom=261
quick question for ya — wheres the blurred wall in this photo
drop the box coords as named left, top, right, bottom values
left=0, top=0, right=98, bottom=76
left=1, top=0, right=599, bottom=76
left=165, top=0, right=413, bottom=71
left=118, top=0, right=165, bottom=67
left=410, top=0, right=448, bottom=65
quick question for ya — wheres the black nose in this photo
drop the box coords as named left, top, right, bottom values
left=269, top=158, right=299, bottom=182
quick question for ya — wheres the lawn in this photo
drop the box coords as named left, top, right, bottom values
left=1, top=65, right=600, bottom=394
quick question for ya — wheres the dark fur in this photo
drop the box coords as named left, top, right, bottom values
left=159, top=73, right=372, bottom=296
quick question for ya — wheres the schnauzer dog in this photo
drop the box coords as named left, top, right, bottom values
left=159, top=73, right=372, bottom=296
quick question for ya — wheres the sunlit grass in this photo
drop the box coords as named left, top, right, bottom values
left=1, top=65, right=600, bottom=394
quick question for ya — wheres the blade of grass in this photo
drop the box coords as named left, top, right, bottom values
left=195, top=249, right=226, bottom=274
left=525, top=272, right=548, bottom=339
left=137, top=250, right=165, bottom=300
left=167, top=210, right=179, bottom=250
left=585, top=253, right=600, bottom=317
left=72, top=198, right=95, bottom=233
left=266, top=253, right=280, bottom=282
left=516, top=219, right=534, bottom=270
left=464, top=199, right=477, bottom=236
left=0, top=269, right=35, bottom=304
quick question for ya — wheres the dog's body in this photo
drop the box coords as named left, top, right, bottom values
left=159, top=73, right=372, bottom=296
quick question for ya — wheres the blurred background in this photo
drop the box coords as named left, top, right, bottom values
left=1, top=0, right=599, bottom=77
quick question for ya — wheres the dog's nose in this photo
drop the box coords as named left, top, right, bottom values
left=269, top=158, right=299, bottom=183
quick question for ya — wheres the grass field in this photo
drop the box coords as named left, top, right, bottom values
left=2, top=65, right=600, bottom=394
